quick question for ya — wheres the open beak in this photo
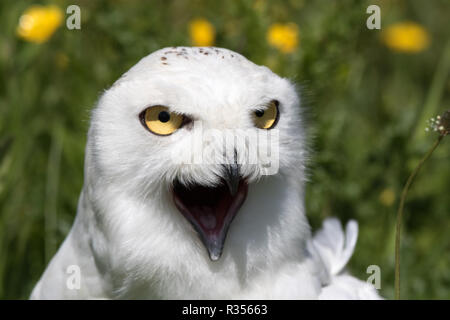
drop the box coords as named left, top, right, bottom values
left=172, top=164, right=248, bottom=261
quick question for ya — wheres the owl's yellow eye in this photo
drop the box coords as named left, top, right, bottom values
left=252, top=100, right=279, bottom=129
left=141, top=106, right=184, bottom=136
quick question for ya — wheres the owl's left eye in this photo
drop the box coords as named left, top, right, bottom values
left=252, top=100, right=279, bottom=129
left=139, top=106, right=185, bottom=136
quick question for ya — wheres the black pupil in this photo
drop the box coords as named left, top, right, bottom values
left=158, top=111, right=170, bottom=123
left=255, top=110, right=265, bottom=117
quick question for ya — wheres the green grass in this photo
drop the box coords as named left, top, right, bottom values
left=0, top=0, right=449, bottom=299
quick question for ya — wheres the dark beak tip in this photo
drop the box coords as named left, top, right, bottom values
left=206, top=240, right=223, bottom=261
left=209, top=253, right=221, bottom=261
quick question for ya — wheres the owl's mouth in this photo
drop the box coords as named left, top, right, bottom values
left=172, top=166, right=248, bottom=261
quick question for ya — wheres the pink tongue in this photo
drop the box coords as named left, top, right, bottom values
left=198, top=211, right=216, bottom=229
left=189, top=192, right=233, bottom=234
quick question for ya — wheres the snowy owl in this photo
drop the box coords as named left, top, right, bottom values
left=31, top=47, right=380, bottom=299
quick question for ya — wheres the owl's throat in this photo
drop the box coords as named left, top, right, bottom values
left=172, top=178, right=248, bottom=261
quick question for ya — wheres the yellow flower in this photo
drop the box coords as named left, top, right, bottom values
left=17, top=5, right=64, bottom=44
left=379, top=188, right=396, bottom=207
left=267, top=23, right=299, bottom=53
left=189, top=18, right=215, bottom=47
left=382, top=22, right=430, bottom=53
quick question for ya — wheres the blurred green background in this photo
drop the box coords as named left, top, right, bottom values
left=0, top=0, right=449, bottom=299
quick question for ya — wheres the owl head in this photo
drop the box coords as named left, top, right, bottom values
left=86, top=47, right=308, bottom=263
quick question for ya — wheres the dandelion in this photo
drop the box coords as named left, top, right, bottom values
left=267, top=23, right=299, bottom=54
left=395, top=109, right=449, bottom=299
left=188, top=18, right=215, bottom=47
left=17, top=5, right=63, bottom=44
left=382, top=22, right=430, bottom=53
left=426, top=110, right=450, bottom=136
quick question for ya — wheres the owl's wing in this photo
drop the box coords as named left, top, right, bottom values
left=307, top=218, right=382, bottom=300
left=30, top=190, right=109, bottom=299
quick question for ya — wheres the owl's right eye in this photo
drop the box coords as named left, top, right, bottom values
left=139, top=106, right=185, bottom=136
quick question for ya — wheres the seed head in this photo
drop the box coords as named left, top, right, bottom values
left=426, top=110, right=450, bottom=136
